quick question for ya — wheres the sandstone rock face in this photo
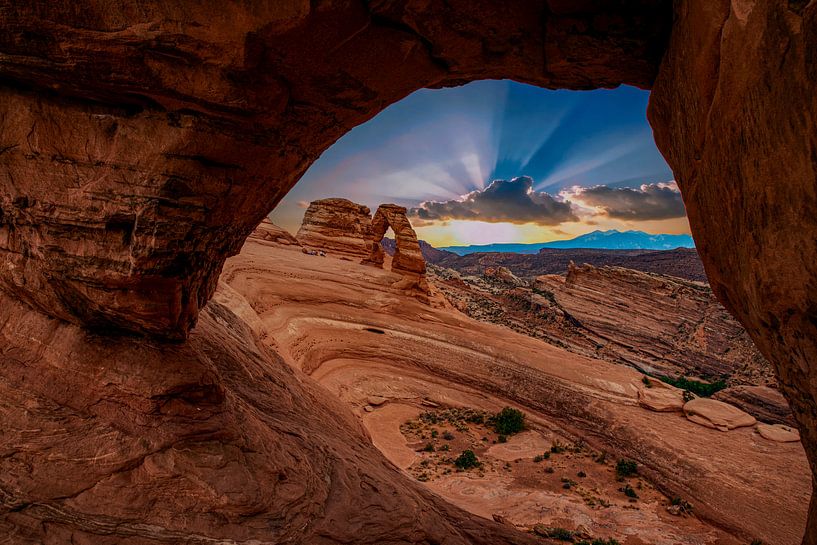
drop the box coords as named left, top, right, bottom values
left=683, top=398, right=757, bottom=432
left=0, top=288, right=538, bottom=545
left=648, top=2, right=817, bottom=538
left=714, top=385, right=796, bottom=427
left=249, top=218, right=301, bottom=247
left=530, top=263, right=770, bottom=383
left=296, top=198, right=372, bottom=258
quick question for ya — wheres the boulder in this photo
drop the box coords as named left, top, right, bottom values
left=683, top=398, right=757, bottom=432
left=757, top=424, right=801, bottom=444
left=638, top=381, right=685, bottom=412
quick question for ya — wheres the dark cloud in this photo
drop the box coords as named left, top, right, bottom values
left=409, top=176, right=577, bottom=225
left=569, top=183, right=686, bottom=220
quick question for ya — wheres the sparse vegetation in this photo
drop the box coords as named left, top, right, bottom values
left=550, top=440, right=566, bottom=454
left=656, top=375, right=727, bottom=397
left=497, top=434, right=507, bottom=443
left=442, top=431, right=455, bottom=441
left=750, top=540, right=763, bottom=545
left=533, top=452, right=550, bottom=463
left=671, top=496, right=694, bottom=514
left=533, top=525, right=574, bottom=541
left=423, top=443, right=435, bottom=452
left=642, top=375, right=652, bottom=388
left=577, top=470, right=586, bottom=478
left=615, top=459, right=638, bottom=478
left=492, top=407, right=526, bottom=435
left=576, top=539, right=621, bottom=545
left=544, top=466, right=555, bottom=474
left=621, top=484, right=638, bottom=499
left=454, top=449, right=480, bottom=469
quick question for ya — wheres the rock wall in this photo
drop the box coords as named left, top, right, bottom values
left=296, top=198, right=372, bottom=258
left=648, top=2, right=817, bottom=541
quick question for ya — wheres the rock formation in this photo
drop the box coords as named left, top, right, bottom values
left=683, top=398, right=758, bottom=432
left=249, top=218, right=301, bottom=247
left=714, top=385, right=797, bottom=427
left=433, top=261, right=772, bottom=387
left=296, top=198, right=372, bottom=258
left=1, top=1, right=817, bottom=542
left=365, top=204, right=426, bottom=275
left=363, top=204, right=429, bottom=297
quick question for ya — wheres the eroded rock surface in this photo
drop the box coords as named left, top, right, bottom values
left=714, top=385, right=796, bottom=427
left=250, top=218, right=302, bottom=248
left=296, top=198, right=372, bottom=258
left=684, top=398, right=758, bottom=432
left=432, top=262, right=772, bottom=386
left=648, top=3, right=817, bottom=538
left=0, top=288, right=537, bottom=545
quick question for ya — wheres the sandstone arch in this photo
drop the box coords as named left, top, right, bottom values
left=1, top=1, right=817, bottom=543
left=364, top=204, right=425, bottom=276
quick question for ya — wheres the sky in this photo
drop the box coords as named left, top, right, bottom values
left=270, top=80, right=690, bottom=247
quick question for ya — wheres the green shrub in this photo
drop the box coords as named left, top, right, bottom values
left=497, top=434, right=507, bottom=443
left=577, top=470, right=586, bottom=478
left=533, top=526, right=574, bottom=541
left=657, top=375, right=727, bottom=397
left=454, top=450, right=479, bottom=469
left=423, top=443, right=435, bottom=452
left=615, top=459, right=638, bottom=478
left=442, top=431, right=455, bottom=441
left=621, top=484, right=638, bottom=499
left=544, top=466, right=555, bottom=474
left=493, top=407, right=526, bottom=435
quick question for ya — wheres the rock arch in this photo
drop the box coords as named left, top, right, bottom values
left=364, top=204, right=425, bottom=276
left=0, top=1, right=816, bottom=543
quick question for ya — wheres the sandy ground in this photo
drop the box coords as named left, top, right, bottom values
left=222, top=239, right=811, bottom=545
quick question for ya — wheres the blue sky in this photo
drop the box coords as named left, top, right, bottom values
left=271, top=80, right=688, bottom=246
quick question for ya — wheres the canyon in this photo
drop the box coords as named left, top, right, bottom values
left=1, top=1, right=816, bottom=544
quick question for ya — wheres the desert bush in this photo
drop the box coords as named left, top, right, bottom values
left=615, top=459, right=638, bottom=478
left=492, top=407, right=526, bottom=435
left=454, top=450, right=479, bottom=469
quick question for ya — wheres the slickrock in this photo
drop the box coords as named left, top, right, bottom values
left=223, top=236, right=810, bottom=545
left=536, top=263, right=771, bottom=382
left=433, top=261, right=772, bottom=387
left=296, top=198, right=373, bottom=258
left=757, top=424, right=801, bottom=443
left=249, top=218, right=302, bottom=247
left=714, top=386, right=796, bottom=427
left=683, top=398, right=757, bottom=432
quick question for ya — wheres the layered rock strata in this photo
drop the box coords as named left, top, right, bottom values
left=296, top=198, right=372, bottom=258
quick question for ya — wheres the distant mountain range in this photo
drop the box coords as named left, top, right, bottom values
left=439, top=230, right=695, bottom=255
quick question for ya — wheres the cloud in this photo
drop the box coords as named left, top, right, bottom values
left=564, top=182, right=686, bottom=221
left=409, top=176, right=577, bottom=225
